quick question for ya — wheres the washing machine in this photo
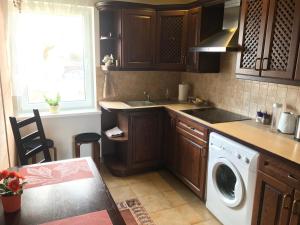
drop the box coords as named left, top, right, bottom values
left=206, top=132, right=259, bottom=225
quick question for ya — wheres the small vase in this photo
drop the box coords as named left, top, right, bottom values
left=1, top=195, right=21, bottom=213
left=49, top=105, right=59, bottom=113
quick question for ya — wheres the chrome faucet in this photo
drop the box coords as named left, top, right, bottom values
left=144, top=91, right=151, bottom=101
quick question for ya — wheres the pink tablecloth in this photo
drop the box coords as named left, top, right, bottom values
left=20, top=159, right=94, bottom=189
left=40, top=210, right=113, bottom=225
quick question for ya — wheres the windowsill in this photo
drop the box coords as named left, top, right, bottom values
left=16, top=108, right=101, bottom=119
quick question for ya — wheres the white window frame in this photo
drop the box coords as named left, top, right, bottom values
left=8, top=2, right=97, bottom=114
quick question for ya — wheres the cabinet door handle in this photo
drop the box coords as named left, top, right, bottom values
left=292, top=200, right=300, bottom=215
left=255, top=58, right=261, bottom=71
left=288, top=174, right=299, bottom=183
left=283, top=194, right=292, bottom=209
left=262, top=58, right=269, bottom=71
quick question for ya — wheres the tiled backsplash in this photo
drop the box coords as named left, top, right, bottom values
left=96, top=68, right=180, bottom=101
left=96, top=53, right=300, bottom=118
left=181, top=53, right=300, bottom=118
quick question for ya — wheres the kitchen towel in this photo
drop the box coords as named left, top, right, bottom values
left=178, top=84, right=189, bottom=101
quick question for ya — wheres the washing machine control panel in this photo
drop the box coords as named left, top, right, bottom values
left=210, top=133, right=257, bottom=165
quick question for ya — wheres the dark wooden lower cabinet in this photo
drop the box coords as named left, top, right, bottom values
left=130, top=110, right=163, bottom=169
left=252, top=171, right=293, bottom=225
left=176, top=127, right=206, bottom=193
left=163, top=111, right=177, bottom=171
left=290, top=190, right=300, bottom=225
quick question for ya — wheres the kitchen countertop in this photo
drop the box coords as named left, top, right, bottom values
left=99, top=101, right=300, bottom=165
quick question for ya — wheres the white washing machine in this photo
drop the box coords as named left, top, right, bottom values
left=206, top=132, right=259, bottom=225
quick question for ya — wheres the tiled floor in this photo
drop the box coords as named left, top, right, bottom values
left=100, top=165, right=222, bottom=225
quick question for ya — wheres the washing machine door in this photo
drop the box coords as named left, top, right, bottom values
left=212, top=157, right=245, bottom=208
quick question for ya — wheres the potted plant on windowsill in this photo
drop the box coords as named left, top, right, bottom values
left=45, top=94, right=61, bottom=113
left=0, top=170, right=27, bottom=213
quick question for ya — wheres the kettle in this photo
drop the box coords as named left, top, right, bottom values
left=277, top=112, right=297, bottom=134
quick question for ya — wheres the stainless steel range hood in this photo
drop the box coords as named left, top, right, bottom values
left=190, top=0, right=241, bottom=53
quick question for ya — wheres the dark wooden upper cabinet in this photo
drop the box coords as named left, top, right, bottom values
left=237, top=0, right=300, bottom=84
left=261, top=0, right=300, bottom=79
left=122, top=9, right=156, bottom=69
left=293, top=44, right=300, bottom=81
left=252, top=171, right=293, bottom=225
left=236, top=0, right=269, bottom=76
left=186, top=7, right=202, bottom=72
left=156, top=10, right=188, bottom=71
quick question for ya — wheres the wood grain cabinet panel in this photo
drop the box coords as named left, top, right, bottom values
left=252, top=171, right=293, bottom=225
left=130, top=110, right=163, bottom=168
left=122, top=9, right=156, bottom=69
left=261, top=0, right=300, bottom=79
left=176, top=129, right=203, bottom=188
left=163, top=111, right=177, bottom=171
left=237, top=0, right=300, bottom=83
left=156, top=10, right=188, bottom=70
left=290, top=190, right=300, bottom=225
left=236, top=0, right=269, bottom=76
left=295, top=44, right=300, bottom=81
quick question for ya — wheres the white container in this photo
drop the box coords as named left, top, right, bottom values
left=178, top=84, right=189, bottom=102
left=277, top=112, right=297, bottom=134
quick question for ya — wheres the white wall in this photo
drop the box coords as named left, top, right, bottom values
left=40, top=113, right=101, bottom=160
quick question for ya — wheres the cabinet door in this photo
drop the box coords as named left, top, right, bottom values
left=296, top=46, right=300, bottom=80
left=156, top=10, right=188, bottom=70
left=122, top=9, right=156, bottom=69
left=236, top=0, right=269, bottom=76
left=176, top=127, right=206, bottom=198
left=289, top=190, right=300, bottom=225
left=130, top=111, right=162, bottom=168
left=261, top=0, right=300, bottom=79
left=186, top=7, right=202, bottom=72
left=163, top=112, right=177, bottom=171
left=252, top=171, right=293, bottom=225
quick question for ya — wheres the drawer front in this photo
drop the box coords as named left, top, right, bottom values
left=259, top=154, right=300, bottom=189
left=176, top=116, right=208, bottom=142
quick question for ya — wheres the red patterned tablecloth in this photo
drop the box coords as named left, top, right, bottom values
left=20, top=159, right=94, bottom=189
left=40, top=210, right=113, bottom=225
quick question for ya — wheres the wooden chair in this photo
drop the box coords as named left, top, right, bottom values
left=9, top=109, right=57, bottom=165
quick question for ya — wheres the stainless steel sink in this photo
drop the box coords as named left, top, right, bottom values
left=125, top=100, right=156, bottom=107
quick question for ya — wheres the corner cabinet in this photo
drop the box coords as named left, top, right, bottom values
left=236, top=0, right=300, bottom=83
left=155, top=10, right=188, bottom=71
left=122, top=9, right=156, bottom=69
left=252, top=154, right=300, bottom=225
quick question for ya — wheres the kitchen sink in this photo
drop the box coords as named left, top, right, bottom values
left=125, top=100, right=156, bottom=107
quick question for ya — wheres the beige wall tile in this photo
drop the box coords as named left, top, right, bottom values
left=181, top=53, right=300, bottom=118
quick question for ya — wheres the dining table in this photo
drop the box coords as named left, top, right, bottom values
left=0, top=157, right=126, bottom=225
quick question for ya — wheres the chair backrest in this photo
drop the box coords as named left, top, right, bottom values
left=9, top=109, right=51, bottom=165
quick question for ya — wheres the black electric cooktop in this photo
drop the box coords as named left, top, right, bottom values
left=181, top=108, right=251, bottom=124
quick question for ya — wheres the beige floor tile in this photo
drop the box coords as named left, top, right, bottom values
left=162, top=190, right=187, bottom=207
left=122, top=172, right=158, bottom=184
left=109, top=186, right=136, bottom=203
left=194, top=218, right=223, bottom=225
left=150, top=208, right=190, bottom=225
left=103, top=176, right=129, bottom=188
left=175, top=203, right=215, bottom=224
left=150, top=175, right=174, bottom=192
left=130, top=181, right=160, bottom=197
left=139, top=192, right=172, bottom=213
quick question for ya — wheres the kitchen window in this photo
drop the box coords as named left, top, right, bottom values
left=8, top=1, right=96, bottom=113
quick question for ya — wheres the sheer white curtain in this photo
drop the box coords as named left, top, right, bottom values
left=8, top=0, right=97, bottom=113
